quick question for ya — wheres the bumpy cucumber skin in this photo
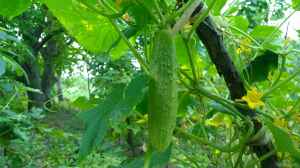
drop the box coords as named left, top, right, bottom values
left=148, top=29, right=177, bottom=152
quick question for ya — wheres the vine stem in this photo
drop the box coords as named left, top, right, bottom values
left=179, top=71, right=248, bottom=120
left=229, top=25, right=261, bottom=46
left=109, top=19, right=150, bottom=74
left=176, top=119, right=254, bottom=153
left=183, top=37, right=198, bottom=82
left=259, top=150, right=276, bottom=163
left=1, top=91, right=17, bottom=111
left=176, top=128, right=241, bottom=152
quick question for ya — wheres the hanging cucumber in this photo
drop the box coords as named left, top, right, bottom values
left=148, top=28, right=178, bottom=152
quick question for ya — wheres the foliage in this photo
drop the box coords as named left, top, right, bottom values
left=0, top=0, right=300, bottom=167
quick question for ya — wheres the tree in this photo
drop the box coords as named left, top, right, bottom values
left=1, top=0, right=300, bottom=167
left=0, top=4, right=72, bottom=109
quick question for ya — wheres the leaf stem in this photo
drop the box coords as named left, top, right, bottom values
left=109, top=19, right=150, bottom=74
left=183, top=37, right=198, bottom=82
left=77, top=0, right=149, bottom=74
left=229, top=25, right=261, bottom=46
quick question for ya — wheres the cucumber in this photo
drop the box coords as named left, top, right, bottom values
left=148, top=29, right=178, bottom=152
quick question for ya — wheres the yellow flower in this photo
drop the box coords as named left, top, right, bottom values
left=236, top=38, right=252, bottom=54
left=122, top=13, right=130, bottom=22
left=236, top=48, right=242, bottom=54
left=274, top=117, right=288, bottom=128
left=205, top=113, right=232, bottom=128
left=242, top=87, right=264, bottom=109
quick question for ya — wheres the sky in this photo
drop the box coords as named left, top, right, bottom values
left=224, top=0, right=300, bottom=39
left=280, top=11, right=300, bottom=39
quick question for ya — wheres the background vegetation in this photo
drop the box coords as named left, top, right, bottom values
left=0, top=0, right=300, bottom=167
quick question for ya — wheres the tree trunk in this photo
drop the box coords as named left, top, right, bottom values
left=191, top=4, right=279, bottom=167
left=23, top=60, right=44, bottom=109
left=41, top=55, right=55, bottom=107
left=56, top=74, right=64, bottom=101
left=41, top=38, right=60, bottom=107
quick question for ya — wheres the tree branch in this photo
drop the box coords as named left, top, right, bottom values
left=177, top=1, right=279, bottom=167
left=33, top=28, right=64, bottom=52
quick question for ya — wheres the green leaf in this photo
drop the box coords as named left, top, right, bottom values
left=175, top=35, right=189, bottom=66
left=265, top=120, right=300, bottom=161
left=292, top=0, right=300, bottom=10
left=110, top=26, right=138, bottom=60
left=250, top=25, right=282, bottom=42
left=243, top=50, right=279, bottom=84
left=228, top=16, right=249, bottom=33
left=127, top=2, right=153, bottom=28
left=0, top=0, right=31, bottom=19
left=0, top=54, right=29, bottom=83
left=71, top=96, right=96, bottom=111
left=78, top=74, right=148, bottom=159
left=0, top=58, right=5, bottom=76
left=43, top=0, right=120, bottom=53
left=206, top=0, right=228, bottom=15
left=177, top=92, right=197, bottom=117
left=175, top=35, right=199, bottom=68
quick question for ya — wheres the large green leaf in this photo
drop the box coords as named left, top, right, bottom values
left=177, top=91, right=197, bottom=117
left=110, top=26, right=138, bottom=60
left=0, top=54, right=29, bottom=83
left=250, top=25, right=282, bottom=42
left=43, top=0, right=120, bottom=53
left=78, top=74, right=148, bottom=159
left=71, top=96, right=97, bottom=111
left=266, top=120, right=300, bottom=161
left=292, top=0, right=300, bottom=10
left=206, top=0, right=228, bottom=15
left=228, top=16, right=249, bottom=34
left=243, top=50, right=279, bottom=84
left=175, top=35, right=200, bottom=69
left=0, top=0, right=31, bottom=18
left=126, top=2, right=154, bottom=28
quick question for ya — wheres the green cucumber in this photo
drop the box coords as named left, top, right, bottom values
left=148, top=29, right=178, bottom=152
